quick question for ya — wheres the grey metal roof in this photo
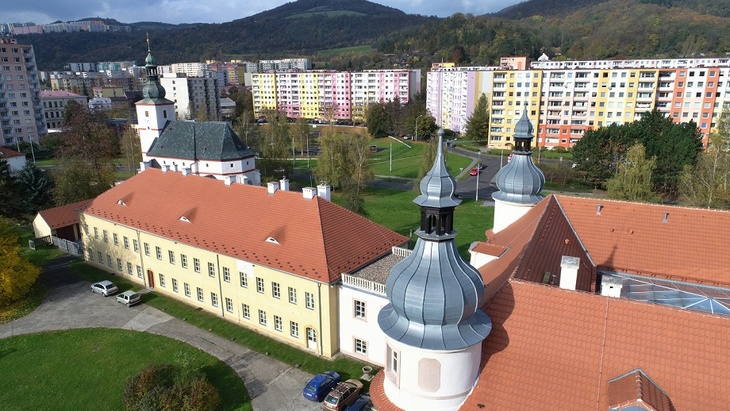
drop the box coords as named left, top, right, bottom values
left=137, top=49, right=173, bottom=105
left=514, top=107, right=534, bottom=138
left=413, top=130, right=461, bottom=209
left=147, top=121, right=255, bottom=161
left=492, top=153, right=545, bottom=204
left=378, top=239, right=492, bottom=350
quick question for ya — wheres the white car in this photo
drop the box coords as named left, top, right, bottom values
left=116, top=290, right=142, bottom=307
left=90, top=280, right=118, bottom=297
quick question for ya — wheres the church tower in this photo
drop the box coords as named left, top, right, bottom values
left=135, top=36, right=175, bottom=160
left=378, top=130, right=492, bottom=411
left=491, top=109, right=545, bottom=233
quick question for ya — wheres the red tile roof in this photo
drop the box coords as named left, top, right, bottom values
left=0, top=147, right=24, bottom=159
left=84, top=169, right=407, bottom=283
left=38, top=200, right=92, bottom=229
left=461, top=280, right=730, bottom=411
left=608, top=369, right=674, bottom=411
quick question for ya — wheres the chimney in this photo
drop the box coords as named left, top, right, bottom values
left=182, top=168, right=191, bottom=176
left=172, top=164, right=178, bottom=172
left=161, top=164, right=171, bottom=173
left=280, top=178, right=290, bottom=191
left=559, top=255, right=580, bottom=291
left=267, top=181, right=280, bottom=195
left=139, top=161, right=151, bottom=171
left=303, top=187, right=317, bottom=200
left=238, top=175, right=249, bottom=185
left=224, top=175, right=235, bottom=186
left=317, top=183, right=331, bottom=201
left=601, top=274, right=624, bottom=298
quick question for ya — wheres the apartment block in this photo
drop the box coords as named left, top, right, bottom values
left=0, top=38, right=45, bottom=146
left=160, top=73, right=220, bottom=120
left=40, top=90, right=88, bottom=130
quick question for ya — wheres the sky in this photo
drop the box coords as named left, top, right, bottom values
left=2, top=0, right=526, bottom=25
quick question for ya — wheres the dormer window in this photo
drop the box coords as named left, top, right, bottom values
left=116, top=200, right=127, bottom=206
left=265, top=237, right=279, bottom=245
left=179, top=216, right=190, bottom=223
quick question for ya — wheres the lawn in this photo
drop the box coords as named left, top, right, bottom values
left=316, top=45, right=376, bottom=56
left=0, top=328, right=249, bottom=411
left=369, top=138, right=473, bottom=179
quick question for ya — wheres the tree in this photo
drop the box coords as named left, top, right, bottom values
left=414, top=137, right=440, bottom=190
left=54, top=104, right=119, bottom=205
left=120, top=128, right=142, bottom=174
left=15, top=162, right=55, bottom=217
left=0, top=217, right=40, bottom=307
left=315, top=131, right=373, bottom=214
left=124, top=363, right=219, bottom=411
left=366, top=102, right=391, bottom=138
left=0, top=161, right=23, bottom=220
left=257, top=114, right=292, bottom=181
left=679, top=130, right=730, bottom=208
left=291, top=118, right=310, bottom=155
left=464, top=94, right=489, bottom=141
left=606, top=143, right=660, bottom=202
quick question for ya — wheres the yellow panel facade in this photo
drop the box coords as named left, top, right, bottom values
left=252, top=73, right=277, bottom=118
left=80, top=213, right=341, bottom=358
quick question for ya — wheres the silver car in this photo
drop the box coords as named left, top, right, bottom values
left=116, top=290, right=141, bottom=307
left=90, top=280, right=118, bottom=297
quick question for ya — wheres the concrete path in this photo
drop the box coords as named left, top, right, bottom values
left=0, top=257, right=320, bottom=411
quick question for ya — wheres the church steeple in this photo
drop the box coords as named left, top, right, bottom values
left=377, top=129, right=492, bottom=410
left=136, top=35, right=175, bottom=160
left=142, top=34, right=167, bottom=101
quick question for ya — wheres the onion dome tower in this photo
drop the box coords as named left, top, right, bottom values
left=135, top=35, right=175, bottom=160
left=491, top=108, right=545, bottom=233
left=378, top=130, right=492, bottom=411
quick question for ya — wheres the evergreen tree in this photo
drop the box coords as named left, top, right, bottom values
left=464, top=94, right=490, bottom=141
left=366, top=102, right=391, bottom=138
left=606, top=143, right=659, bottom=202
left=0, top=161, right=23, bottom=220
left=15, top=162, right=54, bottom=217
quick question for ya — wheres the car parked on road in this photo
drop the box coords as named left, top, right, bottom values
left=116, top=290, right=142, bottom=307
left=90, top=280, right=118, bottom=297
left=345, top=394, right=374, bottom=411
left=303, top=371, right=341, bottom=402
left=322, top=379, right=364, bottom=410
left=469, top=167, right=480, bottom=176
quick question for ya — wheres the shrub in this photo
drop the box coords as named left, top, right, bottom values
left=124, top=363, right=219, bottom=411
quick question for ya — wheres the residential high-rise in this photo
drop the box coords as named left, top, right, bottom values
left=0, top=38, right=45, bottom=146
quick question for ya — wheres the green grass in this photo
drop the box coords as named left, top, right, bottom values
left=0, top=329, right=249, bottom=411
left=286, top=10, right=366, bottom=19
left=369, top=139, right=473, bottom=179
left=316, top=45, right=375, bottom=56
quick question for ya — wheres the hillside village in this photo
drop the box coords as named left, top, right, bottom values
left=2, top=1, right=730, bottom=410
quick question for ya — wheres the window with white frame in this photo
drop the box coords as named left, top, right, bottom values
left=196, top=287, right=204, bottom=302
left=116, top=258, right=122, bottom=271
left=223, top=267, right=230, bottom=282
left=288, top=287, right=297, bottom=304
left=107, top=255, right=112, bottom=267
left=305, top=292, right=315, bottom=310
left=159, top=273, right=166, bottom=287
left=113, top=233, right=118, bottom=246
left=274, top=315, right=282, bottom=331
left=225, top=297, right=233, bottom=313
left=290, top=321, right=299, bottom=338
left=242, top=304, right=250, bottom=319
left=137, top=265, right=142, bottom=278
left=94, top=227, right=99, bottom=239
left=168, top=250, right=175, bottom=264
left=354, top=300, right=366, bottom=319
left=133, top=239, right=139, bottom=252
left=155, top=246, right=162, bottom=260
left=127, top=262, right=133, bottom=275
left=272, top=282, right=280, bottom=299
left=211, top=292, right=218, bottom=307
left=144, top=242, right=150, bottom=256
left=208, top=262, right=215, bottom=277
left=256, top=277, right=264, bottom=293
left=103, top=230, right=108, bottom=243
left=240, top=271, right=248, bottom=288
left=123, top=236, right=129, bottom=249
left=258, top=310, right=267, bottom=325
left=172, top=278, right=178, bottom=292
left=355, top=338, right=367, bottom=355
left=98, top=251, right=103, bottom=262
left=193, top=258, right=200, bottom=273
left=181, top=254, right=187, bottom=268
left=184, top=283, right=191, bottom=297
left=88, top=249, right=94, bottom=260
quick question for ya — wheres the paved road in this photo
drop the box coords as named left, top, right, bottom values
left=0, top=256, right=320, bottom=411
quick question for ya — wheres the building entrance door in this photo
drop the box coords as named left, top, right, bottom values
left=306, top=328, right=317, bottom=351
left=147, top=270, right=155, bottom=288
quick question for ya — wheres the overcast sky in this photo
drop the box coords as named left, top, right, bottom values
left=3, top=0, right=526, bottom=25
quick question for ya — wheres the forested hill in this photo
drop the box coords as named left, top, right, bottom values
left=495, top=0, right=730, bottom=19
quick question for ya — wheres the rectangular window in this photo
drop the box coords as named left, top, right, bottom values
left=113, top=233, right=118, bottom=246
left=159, top=273, right=166, bottom=287
left=94, top=227, right=99, bottom=239
left=133, top=239, right=139, bottom=252
left=144, top=243, right=150, bottom=256
left=305, top=292, right=315, bottom=310
left=354, top=300, right=366, bottom=319
left=242, top=304, right=250, bottom=319
left=123, top=236, right=129, bottom=249
left=103, top=230, right=108, bottom=243
left=211, top=293, right=218, bottom=307
left=98, top=251, right=103, bottom=262
left=184, top=283, right=191, bottom=297
left=274, top=315, right=282, bottom=331
left=88, top=249, right=94, bottom=261
left=355, top=338, right=367, bottom=355
left=155, top=246, right=162, bottom=260
left=116, top=258, right=122, bottom=271
left=290, top=321, right=299, bottom=338
left=127, top=262, right=133, bottom=275
left=137, top=265, right=143, bottom=278
left=172, top=278, right=178, bottom=292
left=208, top=262, right=215, bottom=278
left=258, top=310, right=267, bottom=326
left=288, top=287, right=297, bottom=304
left=223, top=267, right=230, bottom=282
left=392, top=350, right=399, bottom=373
left=168, top=250, right=175, bottom=264
left=193, top=258, right=200, bottom=273
left=256, top=277, right=264, bottom=293
left=181, top=254, right=188, bottom=268
left=272, top=282, right=280, bottom=299
left=197, top=287, right=204, bottom=302
left=107, top=255, right=113, bottom=267
left=240, top=271, right=248, bottom=288
left=225, top=297, right=233, bottom=313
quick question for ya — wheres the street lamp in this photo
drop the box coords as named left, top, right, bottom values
left=475, top=152, right=480, bottom=202
left=415, top=114, right=424, bottom=141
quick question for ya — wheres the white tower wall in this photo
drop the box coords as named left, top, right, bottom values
left=136, top=102, right=174, bottom=158
left=492, top=198, right=534, bottom=233
left=382, top=336, right=483, bottom=411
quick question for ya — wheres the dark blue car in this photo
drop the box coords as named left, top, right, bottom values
left=303, top=371, right=341, bottom=401
left=345, top=394, right=374, bottom=411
